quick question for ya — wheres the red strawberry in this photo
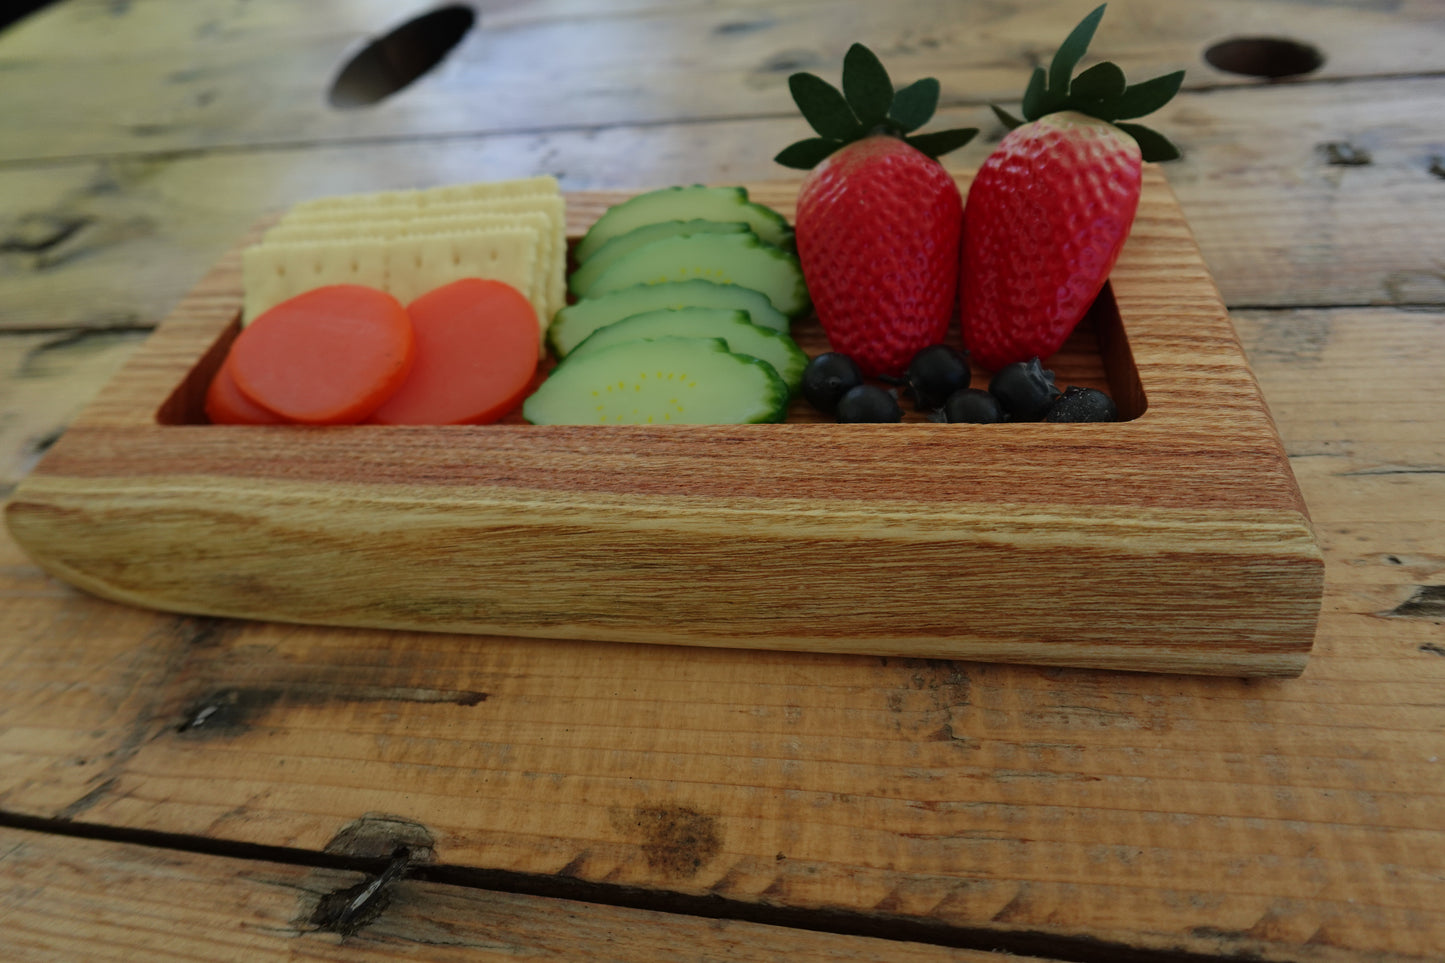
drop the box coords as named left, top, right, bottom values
left=776, top=45, right=976, bottom=377
left=960, top=4, right=1184, bottom=372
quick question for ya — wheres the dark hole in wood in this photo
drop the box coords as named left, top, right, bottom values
left=1204, top=37, right=1324, bottom=79
left=328, top=4, right=476, bottom=109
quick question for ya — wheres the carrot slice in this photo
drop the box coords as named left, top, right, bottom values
left=205, top=353, right=290, bottom=425
left=229, top=285, right=414, bottom=424
left=368, top=278, right=540, bottom=425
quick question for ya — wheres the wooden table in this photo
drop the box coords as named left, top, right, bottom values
left=2, top=2, right=1441, bottom=959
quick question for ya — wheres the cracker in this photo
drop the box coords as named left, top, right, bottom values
left=263, top=212, right=555, bottom=330
left=270, top=202, right=564, bottom=325
left=384, top=227, right=539, bottom=321
left=241, top=239, right=389, bottom=323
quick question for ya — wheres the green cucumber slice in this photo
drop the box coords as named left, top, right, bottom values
left=523, top=337, right=788, bottom=425
left=574, top=185, right=792, bottom=263
left=584, top=233, right=810, bottom=318
left=570, top=219, right=750, bottom=298
left=569, top=308, right=808, bottom=395
left=550, top=280, right=789, bottom=358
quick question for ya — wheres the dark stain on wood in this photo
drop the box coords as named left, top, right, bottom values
left=714, top=18, right=774, bottom=36
left=1386, top=585, right=1445, bottom=618
left=175, top=682, right=489, bottom=735
left=54, top=777, right=119, bottom=820
left=309, top=846, right=413, bottom=937
left=1319, top=141, right=1372, bottom=166
left=17, top=327, right=148, bottom=377
left=164, top=614, right=239, bottom=649
left=0, top=213, right=92, bottom=253
left=1419, top=643, right=1445, bottom=656
left=758, top=49, right=819, bottom=74
left=629, top=805, right=722, bottom=878
left=556, top=851, right=589, bottom=877
left=324, top=813, right=435, bottom=862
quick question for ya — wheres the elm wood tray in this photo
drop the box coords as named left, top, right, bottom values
left=4, top=169, right=1324, bottom=677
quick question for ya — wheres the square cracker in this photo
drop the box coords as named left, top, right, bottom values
left=271, top=197, right=566, bottom=327
left=384, top=227, right=539, bottom=323
left=262, top=212, right=554, bottom=332
left=241, top=238, right=389, bottom=323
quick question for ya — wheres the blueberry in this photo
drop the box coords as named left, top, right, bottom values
left=987, top=358, right=1060, bottom=422
left=1046, top=386, right=1118, bottom=422
left=836, top=385, right=902, bottom=423
left=943, top=388, right=1007, bottom=424
left=904, top=345, right=971, bottom=410
left=801, top=352, right=864, bottom=415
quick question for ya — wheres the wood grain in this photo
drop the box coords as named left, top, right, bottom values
left=5, top=77, right=1444, bottom=335
left=2, top=289, right=1442, bottom=961
left=3, top=172, right=1323, bottom=676
left=1, top=0, right=1441, bottom=162
left=0, top=827, right=1037, bottom=961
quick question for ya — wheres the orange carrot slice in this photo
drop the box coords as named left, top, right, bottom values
left=205, top=353, right=290, bottom=425
left=229, top=285, right=414, bottom=424
left=368, top=278, right=539, bottom=425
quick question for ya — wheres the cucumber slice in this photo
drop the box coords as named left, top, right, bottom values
left=570, top=219, right=750, bottom=299
left=574, top=186, right=792, bottom=263
left=584, top=233, right=810, bottom=319
left=550, top=280, right=789, bottom=357
left=523, top=337, right=788, bottom=425
left=569, top=308, right=808, bottom=395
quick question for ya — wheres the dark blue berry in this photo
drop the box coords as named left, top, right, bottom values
left=988, top=358, right=1060, bottom=422
left=801, top=352, right=864, bottom=415
left=943, top=388, right=1007, bottom=424
left=904, top=345, right=971, bottom=410
left=1046, top=386, right=1118, bottom=422
left=836, top=385, right=902, bottom=423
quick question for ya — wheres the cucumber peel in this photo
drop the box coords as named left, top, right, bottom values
left=570, top=219, right=751, bottom=299
left=575, top=185, right=792, bottom=263
left=584, top=233, right=810, bottom=318
left=549, top=280, right=790, bottom=358
left=523, top=336, right=789, bottom=425
left=568, top=307, right=808, bottom=395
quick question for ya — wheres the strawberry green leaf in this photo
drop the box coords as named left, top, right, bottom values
left=788, top=72, right=862, bottom=141
left=774, top=137, right=844, bottom=170
left=1021, top=67, right=1049, bottom=121
left=906, top=127, right=978, bottom=159
left=1110, top=70, right=1185, bottom=120
left=1070, top=61, right=1126, bottom=104
left=888, top=78, right=940, bottom=133
left=1115, top=122, right=1180, bottom=162
left=842, top=43, right=894, bottom=129
left=1049, top=4, right=1106, bottom=98
left=991, top=104, right=1025, bottom=130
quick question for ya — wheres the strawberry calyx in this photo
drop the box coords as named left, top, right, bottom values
left=990, top=3, right=1185, bottom=162
left=775, top=43, right=978, bottom=170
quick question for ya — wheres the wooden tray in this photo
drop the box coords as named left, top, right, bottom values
left=4, top=170, right=1323, bottom=676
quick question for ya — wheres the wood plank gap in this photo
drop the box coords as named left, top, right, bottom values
left=0, top=808, right=1298, bottom=963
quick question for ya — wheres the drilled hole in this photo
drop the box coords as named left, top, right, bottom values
left=1204, top=37, right=1324, bottom=79
left=329, top=4, right=476, bottom=109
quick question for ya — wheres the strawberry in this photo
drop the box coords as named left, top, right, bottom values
left=776, top=45, right=976, bottom=377
left=960, top=4, right=1184, bottom=371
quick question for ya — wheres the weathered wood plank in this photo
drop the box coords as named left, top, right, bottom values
left=4, top=77, right=1443, bottom=335
left=0, top=328, right=146, bottom=497
left=1, top=0, right=1441, bottom=162
left=0, top=306, right=1440, bottom=960
left=0, top=827, right=1038, bottom=961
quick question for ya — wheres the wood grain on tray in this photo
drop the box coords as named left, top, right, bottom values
left=3, top=170, right=1322, bottom=676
